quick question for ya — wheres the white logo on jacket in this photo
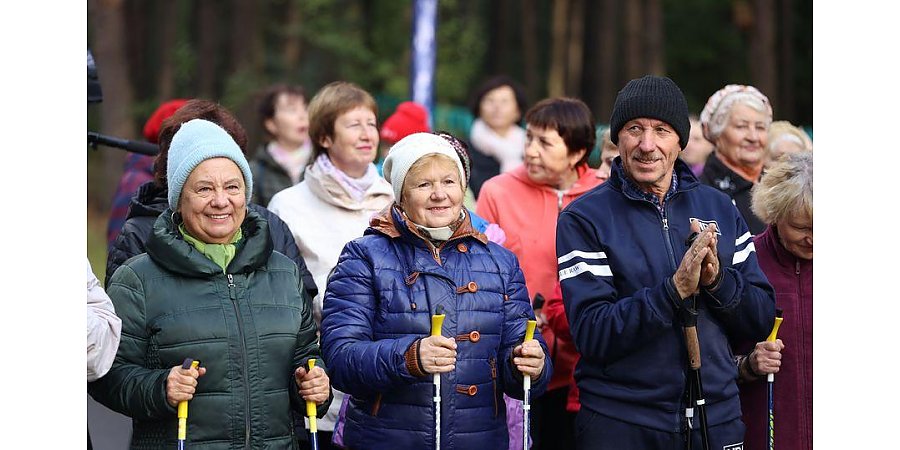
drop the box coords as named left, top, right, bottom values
left=689, top=217, right=722, bottom=236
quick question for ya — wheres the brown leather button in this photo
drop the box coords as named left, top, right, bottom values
left=467, top=385, right=478, bottom=396
left=469, top=331, right=480, bottom=342
left=457, top=243, right=468, bottom=253
left=467, top=281, right=478, bottom=292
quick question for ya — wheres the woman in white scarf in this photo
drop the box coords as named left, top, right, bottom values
left=467, top=75, right=528, bottom=197
left=267, top=81, right=394, bottom=449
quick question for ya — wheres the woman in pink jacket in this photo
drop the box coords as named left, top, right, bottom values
left=476, top=97, right=603, bottom=450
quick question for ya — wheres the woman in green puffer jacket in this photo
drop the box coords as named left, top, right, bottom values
left=88, top=112, right=332, bottom=450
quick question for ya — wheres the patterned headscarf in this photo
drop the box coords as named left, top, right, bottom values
left=699, top=84, right=773, bottom=142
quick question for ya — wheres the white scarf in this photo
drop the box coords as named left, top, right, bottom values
left=469, top=118, right=526, bottom=173
left=314, top=154, right=379, bottom=203
left=267, top=141, right=312, bottom=184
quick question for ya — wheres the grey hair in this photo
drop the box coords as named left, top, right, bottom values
left=705, top=93, right=773, bottom=142
left=751, top=151, right=813, bottom=225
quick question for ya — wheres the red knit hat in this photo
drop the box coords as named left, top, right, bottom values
left=380, top=101, right=430, bottom=144
left=142, top=99, right=189, bottom=143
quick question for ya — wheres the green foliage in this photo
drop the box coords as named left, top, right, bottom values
left=435, top=0, right=487, bottom=104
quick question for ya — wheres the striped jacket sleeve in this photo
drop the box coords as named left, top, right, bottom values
left=555, top=209, right=683, bottom=364
left=700, top=210, right=776, bottom=342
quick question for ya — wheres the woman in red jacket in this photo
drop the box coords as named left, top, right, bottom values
left=737, top=151, right=813, bottom=450
left=476, top=97, right=603, bottom=450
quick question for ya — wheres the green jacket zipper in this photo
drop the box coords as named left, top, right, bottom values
left=228, top=273, right=252, bottom=449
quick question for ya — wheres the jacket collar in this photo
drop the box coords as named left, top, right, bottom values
left=146, top=207, right=273, bottom=277
left=701, top=152, right=757, bottom=194
left=304, top=161, right=394, bottom=211
left=758, top=224, right=811, bottom=269
left=507, top=163, right=600, bottom=195
left=368, top=203, right=489, bottom=245
left=608, top=156, right=700, bottom=202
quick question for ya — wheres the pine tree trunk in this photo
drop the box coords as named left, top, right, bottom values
left=646, top=0, right=665, bottom=75
left=750, top=0, right=778, bottom=112
left=779, top=0, right=796, bottom=121
left=282, top=0, right=303, bottom=74
left=156, top=0, right=179, bottom=101
left=521, top=0, right=539, bottom=102
left=197, top=0, right=219, bottom=99
left=566, top=0, right=585, bottom=95
left=548, top=0, right=570, bottom=97
left=90, top=0, right=136, bottom=208
left=597, top=0, right=619, bottom=122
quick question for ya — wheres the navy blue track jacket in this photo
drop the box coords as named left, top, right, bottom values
left=556, top=157, right=775, bottom=433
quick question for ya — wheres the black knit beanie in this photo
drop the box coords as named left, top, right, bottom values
left=609, top=75, right=690, bottom=149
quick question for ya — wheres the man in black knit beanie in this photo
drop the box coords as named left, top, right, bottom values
left=555, top=75, right=775, bottom=449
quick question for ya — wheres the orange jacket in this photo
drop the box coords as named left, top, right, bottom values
left=476, top=164, right=602, bottom=391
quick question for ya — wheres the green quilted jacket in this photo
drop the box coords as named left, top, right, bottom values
left=89, top=209, right=331, bottom=449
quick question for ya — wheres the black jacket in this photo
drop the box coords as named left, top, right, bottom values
left=105, top=181, right=318, bottom=300
left=698, top=153, right=766, bottom=235
left=250, top=144, right=296, bottom=208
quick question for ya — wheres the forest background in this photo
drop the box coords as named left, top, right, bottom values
left=87, top=0, right=813, bottom=281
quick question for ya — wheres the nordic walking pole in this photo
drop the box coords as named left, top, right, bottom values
left=681, top=300, right=710, bottom=450
left=306, top=359, right=320, bottom=450
left=521, top=319, right=538, bottom=450
left=431, top=305, right=446, bottom=450
left=766, top=309, right=784, bottom=450
left=177, top=358, right=201, bottom=450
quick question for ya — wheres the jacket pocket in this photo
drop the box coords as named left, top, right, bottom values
left=490, top=356, right=498, bottom=417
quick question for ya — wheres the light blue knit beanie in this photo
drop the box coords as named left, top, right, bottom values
left=166, top=118, right=253, bottom=209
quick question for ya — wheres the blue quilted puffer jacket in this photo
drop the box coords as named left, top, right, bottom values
left=321, top=205, right=551, bottom=450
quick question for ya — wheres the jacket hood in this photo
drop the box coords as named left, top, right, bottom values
left=368, top=203, right=489, bottom=246
left=146, top=207, right=273, bottom=277
left=128, top=181, right=169, bottom=220
left=507, top=164, right=599, bottom=196
left=304, top=161, right=394, bottom=211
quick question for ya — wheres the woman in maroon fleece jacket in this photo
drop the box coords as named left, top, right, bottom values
left=736, top=151, right=812, bottom=450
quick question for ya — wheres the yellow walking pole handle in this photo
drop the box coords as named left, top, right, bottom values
left=177, top=359, right=201, bottom=442
left=306, top=359, right=318, bottom=433
left=522, top=320, right=537, bottom=450
left=766, top=313, right=784, bottom=383
left=431, top=306, right=446, bottom=450
left=522, top=320, right=537, bottom=391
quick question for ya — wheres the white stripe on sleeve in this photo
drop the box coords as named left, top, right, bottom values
left=557, top=250, right=607, bottom=264
left=558, top=262, right=612, bottom=281
left=732, top=242, right=756, bottom=265
left=735, top=232, right=752, bottom=246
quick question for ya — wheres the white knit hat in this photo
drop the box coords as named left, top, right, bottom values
left=382, top=132, right=466, bottom=201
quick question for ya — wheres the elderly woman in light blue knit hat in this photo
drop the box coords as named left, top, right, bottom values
left=89, top=117, right=332, bottom=449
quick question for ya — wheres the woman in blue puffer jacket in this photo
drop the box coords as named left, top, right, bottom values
left=321, top=132, right=551, bottom=450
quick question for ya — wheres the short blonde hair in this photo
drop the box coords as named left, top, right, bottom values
left=767, top=121, right=812, bottom=154
left=600, top=128, right=616, bottom=153
left=751, top=151, right=813, bottom=225
left=400, top=154, right=463, bottom=203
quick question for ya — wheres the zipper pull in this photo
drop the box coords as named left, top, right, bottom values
left=227, top=273, right=235, bottom=287
left=662, top=217, right=669, bottom=230
left=795, top=260, right=801, bottom=275
left=433, top=246, right=440, bottom=260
